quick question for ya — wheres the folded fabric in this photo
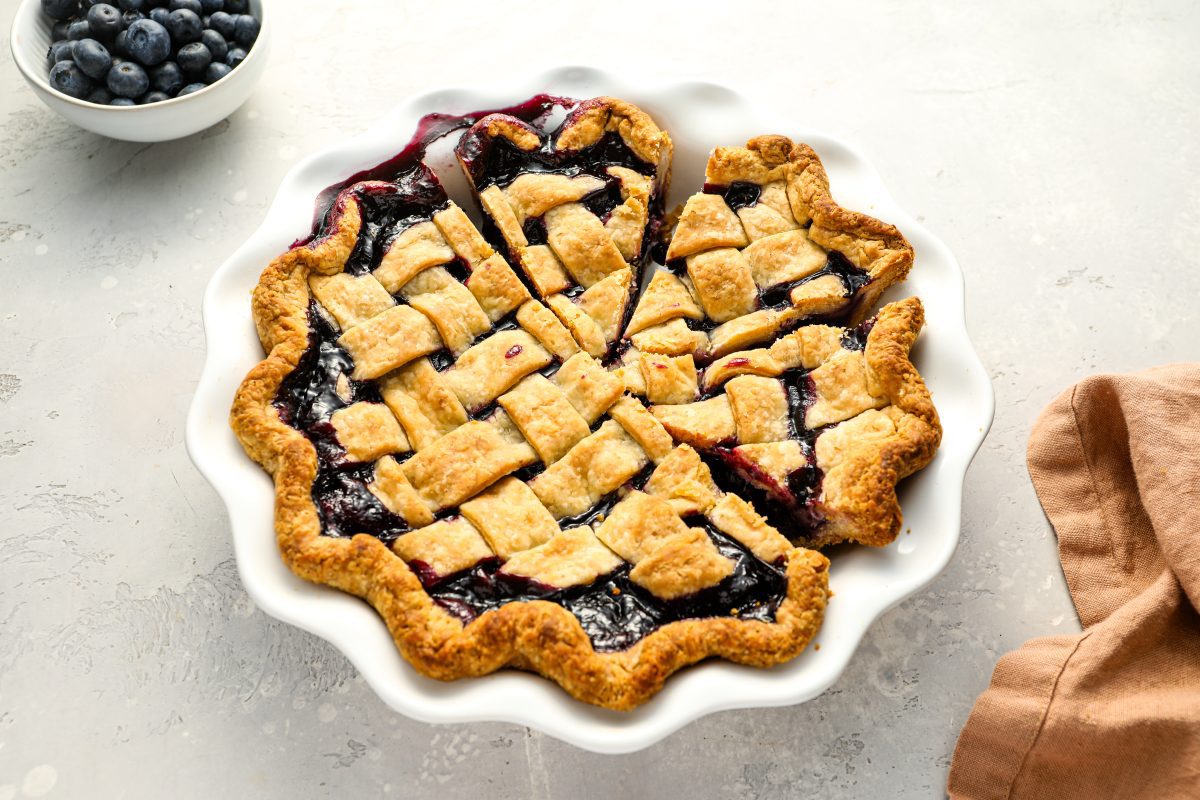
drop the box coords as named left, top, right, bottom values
left=948, top=364, right=1200, bottom=799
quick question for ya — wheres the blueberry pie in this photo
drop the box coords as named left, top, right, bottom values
left=231, top=96, right=939, bottom=709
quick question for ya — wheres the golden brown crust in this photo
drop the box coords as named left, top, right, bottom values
left=230, top=184, right=830, bottom=711
left=705, top=136, right=915, bottom=325
left=810, top=297, right=942, bottom=547
left=556, top=96, right=673, bottom=183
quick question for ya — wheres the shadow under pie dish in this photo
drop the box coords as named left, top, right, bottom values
left=229, top=95, right=940, bottom=710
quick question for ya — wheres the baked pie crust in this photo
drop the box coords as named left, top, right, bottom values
left=230, top=96, right=938, bottom=710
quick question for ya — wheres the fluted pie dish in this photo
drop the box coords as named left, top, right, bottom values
left=189, top=68, right=992, bottom=752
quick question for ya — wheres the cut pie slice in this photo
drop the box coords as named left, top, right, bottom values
left=455, top=96, right=672, bottom=360
left=624, top=134, right=914, bottom=362
left=643, top=297, right=941, bottom=547
left=231, top=143, right=830, bottom=711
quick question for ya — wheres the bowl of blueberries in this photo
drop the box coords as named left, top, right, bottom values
left=10, top=0, right=269, bottom=141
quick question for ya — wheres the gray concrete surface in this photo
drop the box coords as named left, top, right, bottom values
left=2, top=0, right=1198, bottom=796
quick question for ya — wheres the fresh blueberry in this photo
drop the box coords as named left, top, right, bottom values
left=106, top=59, right=149, bottom=97
left=67, top=20, right=91, bottom=40
left=199, top=28, right=227, bottom=61
left=176, top=41, right=211, bottom=74
left=140, top=90, right=169, bottom=103
left=169, top=0, right=202, bottom=12
left=86, top=86, right=113, bottom=103
left=46, top=40, right=76, bottom=69
left=86, top=4, right=122, bottom=39
left=149, top=60, right=183, bottom=93
left=49, top=60, right=94, bottom=98
left=120, top=9, right=143, bottom=27
left=41, top=0, right=81, bottom=20
left=199, top=0, right=223, bottom=12
left=224, top=0, right=246, bottom=11
left=225, top=46, right=245, bottom=67
left=177, top=81, right=206, bottom=96
left=109, top=96, right=136, bottom=106
left=232, top=14, right=258, bottom=46
left=113, top=28, right=129, bottom=54
left=124, top=18, right=170, bottom=64
left=117, top=0, right=144, bottom=9
left=51, top=20, right=72, bottom=40
left=72, top=38, right=112, bottom=79
left=165, top=9, right=202, bottom=43
left=208, top=11, right=235, bottom=38
left=148, top=7, right=170, bottom=25
left=201, top=14, right=210, bottom=27
left=204, top=61, right=230, bottom=83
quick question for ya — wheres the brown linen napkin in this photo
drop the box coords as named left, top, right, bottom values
left=947, top=364, right=1200, bottom=799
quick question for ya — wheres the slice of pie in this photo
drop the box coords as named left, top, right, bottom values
left=455, top=96, right=671, bottom=360
left=617, top=135, right=940, bottom=545
left=230, top=96, right=938, bottom=710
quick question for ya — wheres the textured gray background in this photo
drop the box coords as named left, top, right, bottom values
left=2, top=1, right=1198, bottom=797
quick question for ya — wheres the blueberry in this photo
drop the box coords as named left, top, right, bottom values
left=140, top=90, right=169, bottom=103
left=73, top=38, right=112, bottom=79
left=117, top=0, right=144, bottom=9
left=120, top=9, right=143, bottom=27
left=40, top=0, right=81, bottom=20
left=165, top=9, right=202, bottom=43
left=149, top=60, right=183, bottom=93
left=176, top=41, right=211, bottom=74
left=232, top=14, right=258, bottom=46
left=86, top=4, right=122, bottom=38
left=113, top=28, right=128, bottom=54
left=86, top=86, right=113, bottom=103
left=49, top=60, right=93, bottom=98
left=109, top=96, right=136, bottom=106
left=169, top=0, right=202, bottom=12
left=208, top=10, right=235, bottom=37
left=177, top=81, right=206, bottom=96
left=204, top=60, right=230, bottom=83
left=106, top=60, right=149, bottom=97
left=124, top=18, right=170, bottom=64
left=225, top=46, right=245, bottom=67
left=199, top=28, right=227, bottom=61
left=199, top=0, right=222, bottom=11
left=67, top=20, right=91, bottom=40
left=51, top=20, right=71, bottom=40
left=148, top=7, right=170, bottom=25
left=46, top=40, right=75, bottom=69
left=224, top=0, right=246, bottom=11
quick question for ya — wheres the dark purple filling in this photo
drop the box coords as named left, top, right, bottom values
left=273, top=302, right=411, bottom=544
left=426, top=515, right=785, bottom=653
left=706, top=180, right=762, bottom=211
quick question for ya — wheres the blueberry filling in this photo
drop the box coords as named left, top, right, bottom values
left=705, top=180, right=762, bottom=211
left=273, top=302, right=408, bottom=544
left=425, top=515, right=785, bottom=653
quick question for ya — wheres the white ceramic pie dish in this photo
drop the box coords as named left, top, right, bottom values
left=186, top=66, right=993, bottom=753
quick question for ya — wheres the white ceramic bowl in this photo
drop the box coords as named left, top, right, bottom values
left=186, top=66, right=994, bottom=753
left=9, top=0, right=269, bottom=142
